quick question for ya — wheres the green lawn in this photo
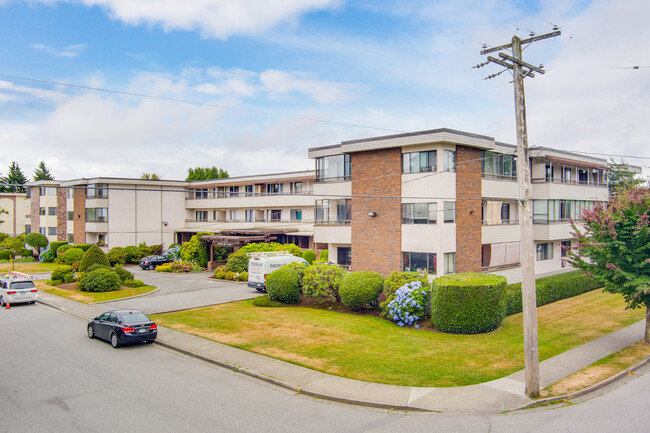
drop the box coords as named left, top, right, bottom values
left=0, top=262, right=60, bottom=274
left=153, top=289, right=645, bottom=387
left=37, top=281, right=156, bottom=303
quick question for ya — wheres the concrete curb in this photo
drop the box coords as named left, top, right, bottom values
left=92, top=287, right=161, bottom=304
left=521, top=355, right=650, bottom=409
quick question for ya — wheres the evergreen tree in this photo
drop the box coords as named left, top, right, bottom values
left=608, top=159, right=643, bottom=195
left=2, top=162, right=29, bottom=193
left=33, top=161, right=55, bottom=181
left=186, top=166, right=229, bottom=181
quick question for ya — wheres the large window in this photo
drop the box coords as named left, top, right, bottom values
left=266, top=183, right=283, bottom=195
left=402, top=203, right=437, bottom=224
left=47, top=227, right=57, bottom=236
left=444, top=253, right=456, bottom=275
left=67, top=188, right=74, bottom=199
left=48, top=207, right=57, bottom=216
left=195, top=211, right=207, bottom=221
left=229, top=186, right=240, bottom=197
left=268, top=209, right=282, bottom=222
left=290, top=182, right=302, bottom=194
left=245, top=210, right=255, bottom=222
left=290, top=209, right=302, bottom=221
left=245, top=185, right=253, bottom=196
left=533, top=200, right=597, bottom=223
left=337, top=247, right=352, bottom=267
left=443, top=150, right=456, bottom=172
left=86, top=183, right=108, bottom=199
left=482, top=242, right=520, bottom=269
left=482, top=200, right=518, bottom=225
left=402, top=150, right=437, bottom=174
left=316, top=199, right=351, bottom=224
left=403, top=252, right=436, bottom=274
left=86, top=208, right=108, bottom=222
left=193, top=188, right=208, bottom=199
left=47, top=187, right=57, bottom=196
left=316, top=154, right=351, bottom=182
left=444, top=201, right=455, bottom=223
left=229, top=210, right=239, bottom=221
left=536, top=243, right=553, bottom=261
left=482, top=151, right=517, bottom=179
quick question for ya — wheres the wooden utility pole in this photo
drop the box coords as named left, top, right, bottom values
left=480, top=30, right=560, bottom=398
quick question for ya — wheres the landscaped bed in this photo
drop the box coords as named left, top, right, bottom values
left=36, top=281, right=156, bottom=303
left=152, top=289, right=645, bottom=388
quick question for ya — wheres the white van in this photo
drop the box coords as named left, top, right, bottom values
left=247, top=252, right=309, bottom=292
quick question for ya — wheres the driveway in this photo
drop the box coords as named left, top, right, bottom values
left=104, top=266, right=260, bottom=314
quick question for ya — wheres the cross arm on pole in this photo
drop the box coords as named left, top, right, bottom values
left=498, top=52, right=545, bottom=74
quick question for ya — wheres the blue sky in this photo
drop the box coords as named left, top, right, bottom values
left=0, top=0, right=648, bottom=180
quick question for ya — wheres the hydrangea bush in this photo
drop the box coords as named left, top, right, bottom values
left=386, top=281, right=429, bottom=327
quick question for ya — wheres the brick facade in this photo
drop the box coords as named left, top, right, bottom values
left=455, top=146, right=482, bottom=272
left=30, top=187, right=39, bottom=234
left=56, top=187, right=67, bottom=241
left=350, top=148, right=402, bottom=276
left=73, top=187, right=86, bottom=244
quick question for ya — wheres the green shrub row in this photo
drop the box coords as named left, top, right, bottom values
left=339, top=271, right=384, bottom=308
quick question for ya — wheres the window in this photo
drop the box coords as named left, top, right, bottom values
left=290, top=182, right=303, bottom=194
left=403, top=252, right=437, bottom=274
left=444, top=201, right=455, bottom=223
left=67, top=211, right=74, bottom=221
left=266, top=183, right=283, bottom=195
left=195, top=211, right=207, bottom=221
left=48, top=207, right=57, bottom=216
left=229, top=210, right=239, bottom=221
left=444, top=253, right=456, bottom=275
left=39, top=187, right=46, bottom=196
left=402, top=150, right=437, bottom=174
left=47, top=187, right=57, bottom=196
left=482, top=242, right=520, bottom=269
left=86, top=183, right=108, bottom=199
left=316, top=199, right=351, bottom=224
left=67, top=188, right=74, bottom=199
left=245, top=210, right=255, bottom=222
left=482, top=201, right=518, bottom=225
left=245, top=185, right=253, bottom=196
left=560, top=240, right=571, bottom=267
left=482, top=151, right=517, bottom=178
left=316, top=154, right=351, bottom=182
left=39, top=227, right=46, bottom=235
left=443, top=150, right=455, bottom=172
left=402, top=203, right=436, bottom=224
left=48, top=227, right=57, bottom=236
left=290, top=209, right=302, bottom=221
left=337, top=247, right=352, bottom=267
left=578, top=169, right=589, bottom=184
left=39, top=207, right=46, bottom=216
left=86, top=208, right=108, bottom=222
left=562, top=167, right=572, bottom=183
left=533, top=200, right=597, bottom=223
left=194, top=188, right=208, bottom=199
left=67, top=234, right=74, bottom=243
left=268, top=209, right=282, bottom=222
left=229, top=186, right=239, bottom=197
left=545, top=164, right=554, bottom=182
left=25, top=224, right=31, bottom=234
left=536, top=243, right=554, bottom=261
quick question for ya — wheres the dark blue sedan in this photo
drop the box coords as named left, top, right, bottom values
left=87, top=310, right=157, bottom=348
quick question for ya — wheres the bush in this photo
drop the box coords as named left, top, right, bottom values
left=156, top=259, right=196, bottom=273
left=0, top=250, right=13, bottom=261
left=164, top=244, right=181, bottom=260
left=339, top=271, right=384, bottom=308
left=77, top=272, right=88, bottom=290
left=122, top=246, right=142, bottom=264
left=319, top=250, right=328, bottom=261
left=79, top=245, right=111, bottom=272
left=383, top=271, right=429, bottom=298
left=51, top=265, right=74, bottom=282
left=56, top=247, right=85, bottom=269
left=252, top=295, right=285, bottom=308
left=50, top=279, right=63, bottom=286
left=138, top=242, right=161, bottom=258
left=107, top=247, right=126, bottom=265
left=224, top=242, right=304, bottom=273
left=77, top=244, right=93, bottom=252
left=156, top=263, right=173, bottom=273
left=113, top=264, right=134, bottom=283
left=385, top=280, right=429, bottom=327
left=505, top=271, right=602, bottom=315
left=24, top=232, right=49, bottom=252
left=302, top=249, right=316, bottom=265
left=281, top=262, right=309, bottom=287
left=84, top=268, right=121, bottom=292
left=63, top=273, right=75, bottom=283
left=123, top=279, right=145, bottom=288
left=180, top=235, right=202, bottom=264
left=302, top=264, right=345, bottom=302
left=39, top=249, right=56, bottom=263
left=213, top=270, right=226, bottom=279
left=431, top=273, right=507, bottom=334
left=224, top=271, right=236, bottom=280
left=49, top=241, right=68, bottom=256
left=85, top=263, right=111, bottom=273
left=266, top=267, right=301, bottom=304
left=234, top=271, right=248, bottom=282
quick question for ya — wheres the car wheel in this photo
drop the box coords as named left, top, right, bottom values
left=110, top=332, right=120, bottom=348
left=87, top=325, right=95, bottom=339
left=149, top=264, right=155, bottom=270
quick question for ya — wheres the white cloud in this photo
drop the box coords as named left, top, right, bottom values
left=260, top=70, right=358, bottom=104
left=31, top=43, right=87, bottom=57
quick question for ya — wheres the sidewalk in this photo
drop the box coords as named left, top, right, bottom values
left=36, top=291, right=647, bottom=413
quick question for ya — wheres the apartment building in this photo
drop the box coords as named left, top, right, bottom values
left=25, top=180, right=63, bottom=243
left=0, top=192, right=28, bottom=237
left=308, top=128, right=611, bottom=283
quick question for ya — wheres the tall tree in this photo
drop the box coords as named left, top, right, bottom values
left=141, top=172, right=161, bottom=180
left=608, top=159, right=643, bottom=195
left=186, top=166, right=229, bottom=181
left=33, top=161, right=55, bottom=181
left=567, top=185, right=650, bottom=344
left=2, top=162, right=29, bottom=193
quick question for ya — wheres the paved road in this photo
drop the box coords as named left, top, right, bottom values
left=2, top=303, right=649, bottom=433
left=104, top=266, right=261, bottom=314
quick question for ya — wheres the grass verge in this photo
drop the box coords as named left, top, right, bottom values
left=542, top=341, right=650, bottom=397
left=153, top=289, right=645, bottom=387
left=36, top=281, right=156, bottom=303
left=0, top=262, right=60, bottom=274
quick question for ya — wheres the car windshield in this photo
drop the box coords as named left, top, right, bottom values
left=120, top=312, right=151, bottom=324
left=11, top=281, right=35, bottom=289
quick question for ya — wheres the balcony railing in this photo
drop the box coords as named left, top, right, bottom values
left=532, top=177, right=607, bottom=187
left=186, top=191, right=314, bottom=200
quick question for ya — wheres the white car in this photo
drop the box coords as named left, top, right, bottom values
left=0, top=273, right=38, bottom=306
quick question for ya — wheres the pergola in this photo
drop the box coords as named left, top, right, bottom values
left=200, top=230, right=290, bottom=262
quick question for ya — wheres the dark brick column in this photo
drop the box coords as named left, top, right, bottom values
left=351, top=148, right=402, bottom=276
left=30, top=187, right=39, bottom=234
left=73, top=187, right=86, bottom=244
left=56, top=187, right=67, bottom=241
left=455, top=146, right=482, bottom=272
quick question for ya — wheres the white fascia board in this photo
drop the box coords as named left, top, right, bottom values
left=340, top=130, right=497, bottom=153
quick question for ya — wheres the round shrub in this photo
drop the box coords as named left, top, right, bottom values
left=431, top=273, right=507, bottom=334
left=113, top=264, right=134, bottom=283
left=213, top=270, right=226, bottom=279
left=383, top=271, right=429, bottom=298
left=49, top=241, right=68, bottom=256
left=319, top=250, right=328, bottom=261
left=85, top=263, right=111, bottom=273
left=57, top=244, right=74, bottom=255
left=122, top=246, right=142, bottom=264
left=123, top=279, right=145, bottom=288
left=79, top=245, right=110, bottom=272
left=51, top=265, right=74, bottom=282
left=302, top=264, right=345, bottom=302
left=385, top=281, right=429, bottom=327
left=84, top=268, right=121, bottom=292
left=281, top=262, right=309, bottom=287
left=56, top=247, right=85, bottom=269
left=302, top=249, right=316, bottom=265
left=339, top=271, right=384, bottom=308
left=266, top=267, right=301, bottom=304
left=107, top=247, right=126, bottom=265
left=224, top=271, right=236, bottom=280
left=224, top=252, right=250, bottom=273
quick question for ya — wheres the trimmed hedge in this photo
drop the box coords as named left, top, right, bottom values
left=505, top=271, right=603, bottom=315
left=431, top=273, right=507, bottom=334
left=302, top=264, right=345, bottom=302
left=79, top=245, right=110, bottom=272
left=84, top=268, right=121, bottom=292
left=58, top=243, right=92, bottom=255
left=266, top=267, right=301, bottom=304
left=49, top=241, right=68, bottom=255
left=339, top=271, right=384, bottom=308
